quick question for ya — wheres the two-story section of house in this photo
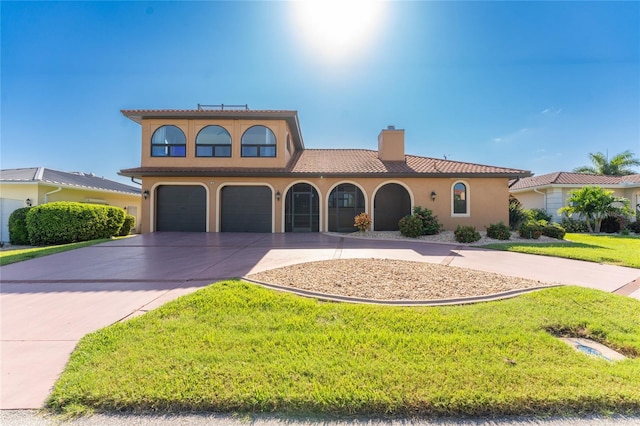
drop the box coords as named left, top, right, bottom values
left=119, top=107, right=532, bottom=234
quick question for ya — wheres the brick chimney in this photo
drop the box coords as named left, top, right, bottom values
left=378, top=126, right=405, bottom=161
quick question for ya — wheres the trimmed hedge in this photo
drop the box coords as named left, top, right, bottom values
left=118, top=214, right=136, bottom=236
left=26, top=202, right=126, bottom=245
left=8, top=207, right=32, bottom=245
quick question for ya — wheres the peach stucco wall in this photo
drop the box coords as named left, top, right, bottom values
left=141, top=119, right=297, bottom=169
left=139, top=175, right=510, bottom=233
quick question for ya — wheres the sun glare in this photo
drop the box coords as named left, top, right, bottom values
left=293, top=0, right=385, bottom=61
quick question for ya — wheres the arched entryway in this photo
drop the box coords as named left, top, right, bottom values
left=374, top=183, right=411, bottom=231
left=285, top=183, right=319, bottom=232
left=328, top=183, right=365, bottom=232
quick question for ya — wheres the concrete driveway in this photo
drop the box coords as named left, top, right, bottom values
left=1, top=232, right=638, bottom=410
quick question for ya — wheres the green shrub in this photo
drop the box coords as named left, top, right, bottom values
left=560, top=217, right=588, bottom=233
left=26, top=202, right=126, bottom=245
left=600, top=213, right=629, bottom=234
left=118, top=214, right=136, bottom=236
left=398, top=215, right=423, bottom=238
left=8, top=207, right=32, bottom=245
left=526, top=208, right=553, bottom=223
left=518, top=221, right=543, bottom=239
left=454, top=225, right=481, bottom=243
left=398, top=207, right=443, bottom=237
left=103, top=206, right=126, bottom=238
left=629, top=221, right=640, bottom=234
left=542, top=223, right=566, bottom=240
left=485, top=221, right=511, bottom=240
left=508, top=195, right=527, bottom=230
left=412, top=206, right=443, bottom=235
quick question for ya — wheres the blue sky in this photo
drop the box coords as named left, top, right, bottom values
left=2, top=1, right=639, bottom=185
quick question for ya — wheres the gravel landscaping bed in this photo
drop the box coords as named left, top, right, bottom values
left=248, top=231, right=562, bottom=302
left=248, top=258, right=553, bottom=302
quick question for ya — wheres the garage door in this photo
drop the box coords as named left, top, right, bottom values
left=374, top=183, right=411, bottom=231
left=221, top=186, right=272, bottom=232
left=156, top=185, right=206, bottom=232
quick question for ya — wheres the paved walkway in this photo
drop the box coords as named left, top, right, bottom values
left=1, top=233, right=638, bottom=411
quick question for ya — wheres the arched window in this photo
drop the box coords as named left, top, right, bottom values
left=196, top=125, right=231, bottom=157
left=151, top=125, right=186, bottom=157
left=241, top=125, right=276, bottom=157
left=452, top=181, right=468, bottom=215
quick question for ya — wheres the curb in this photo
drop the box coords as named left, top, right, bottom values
left=241, top=277, right=564, bottom=306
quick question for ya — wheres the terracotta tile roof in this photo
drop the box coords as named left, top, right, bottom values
left=119, top=149, right=531, bottom=178
left=509, top=172, right=640, bottom=190
left=290, top=150, right=529, bottom=175
left=621, top=174, right=640, bottom=183
left=1, top=167, right=140, bottom=194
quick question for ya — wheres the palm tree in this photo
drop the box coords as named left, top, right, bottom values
left=573, top=150, right=640, bottom=176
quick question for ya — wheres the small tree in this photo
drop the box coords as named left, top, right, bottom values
left=558, top=186, right=632, bottom=233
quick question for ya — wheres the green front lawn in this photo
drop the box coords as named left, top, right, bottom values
left=482, top=233, right=640, bottom=268
left=47, top=281, right=640, bottom=418
left=0, top=238, right=125, bottom=266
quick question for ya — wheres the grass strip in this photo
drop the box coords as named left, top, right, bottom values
left=0, top=238, right=123, bottom=266
left=47, top=282, right=640, bottom=418
left=481, top=233, right=640, bottom=268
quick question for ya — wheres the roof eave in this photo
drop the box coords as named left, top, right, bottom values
left=119, top=169, right=531, bottom=179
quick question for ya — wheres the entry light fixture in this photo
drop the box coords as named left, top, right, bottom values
left=431, top=191, right=437, bottom=201
left=143, top=190, right=150, bottom=200
left=276, top=190, right=281, bottom=201
left=25, top=198, right=32, bottom=207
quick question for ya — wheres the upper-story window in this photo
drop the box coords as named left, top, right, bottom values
left=196, top=125, right=231, bottom=157
left=452, top=181, right=468, bottom=215
left=151, top=125, right=186, bottom=157
left=241, top=125, right=276, bottom=157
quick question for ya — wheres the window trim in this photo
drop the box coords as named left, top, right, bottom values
left=196, top=125, right=232, bottom=158
left=451, top=180, right=470, bottom=217
left=241, top=125, right=277, bottom=158
left=150, top=125, right=186, bottom=158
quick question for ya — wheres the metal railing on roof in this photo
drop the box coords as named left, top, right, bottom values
left=197, top=104, right=249, bottom=111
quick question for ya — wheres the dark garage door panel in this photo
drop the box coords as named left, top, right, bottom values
left=221, top=186, right=272, bottom=232
left=156, top=185, right=206, bottom=232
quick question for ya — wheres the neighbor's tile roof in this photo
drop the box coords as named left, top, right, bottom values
left=0, top=167, right=140, bottom=194
left=509, top=172, right=640, bottom=190
left=119, top=149, right=531, bottom=178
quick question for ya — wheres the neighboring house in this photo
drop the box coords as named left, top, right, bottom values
left=0, top=167, right=142, bottom=242
left=509, top=172, right=640, bottom=222
left=119, top=108, right=532, bottom=234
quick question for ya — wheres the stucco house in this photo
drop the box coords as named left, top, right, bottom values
left=509, top=172, right=640, bottom=222
left=0, top=167, right=141, bottom=242
left=119, top=107, right=532, bottom=234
